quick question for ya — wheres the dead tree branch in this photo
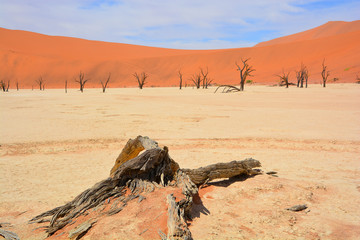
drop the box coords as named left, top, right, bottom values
left=178, top=69, right=183, bottom=90
left=200, top=67, right=209, bottom=89
left=296, top=63, right=309, bottom=88
left=0, top=80, right=10, bottom=92
left=36, top=76, right=45, bottom=91
left=190, top=73, right=201, bottom=89
left=236, top=58, right=255, bottom=91
left=134, top=72, right=148, bottom=89
left=321, top=59, right=330, bottom=88
left=75, top=71, right=89, bottom=92
left=101, top=73, right=111, bottom=93
left=277, top=70, right=290, bottom=88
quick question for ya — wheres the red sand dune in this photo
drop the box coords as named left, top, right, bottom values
left=0, top=20, right=359, bottom=88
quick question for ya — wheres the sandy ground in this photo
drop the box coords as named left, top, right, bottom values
left=1, top=84, right=360, bottom=239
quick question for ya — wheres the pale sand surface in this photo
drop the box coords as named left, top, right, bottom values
left=1, top=84, right=360, bottom=239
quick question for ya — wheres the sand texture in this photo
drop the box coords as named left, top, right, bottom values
left=1, top=84, right=360, bottom=239
left=1, top=20, right=360, bottom=89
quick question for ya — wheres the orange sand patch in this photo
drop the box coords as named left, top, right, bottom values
left=0, top=21, right=359, bottom=89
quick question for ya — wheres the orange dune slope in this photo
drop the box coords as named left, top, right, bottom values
left=0, top=20, right=359, bottom=88
left=256, top=20, right=360, bottom=47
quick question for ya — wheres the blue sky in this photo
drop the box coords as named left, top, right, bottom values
left=0, top=0, right=359, bottom=49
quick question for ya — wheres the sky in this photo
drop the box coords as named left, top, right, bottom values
left=0, top=0, right=359, bottom=49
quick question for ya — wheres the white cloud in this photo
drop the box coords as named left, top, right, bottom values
left=0, top=0, right=359, bottom=49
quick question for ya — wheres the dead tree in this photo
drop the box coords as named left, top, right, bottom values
left=356, top=73, right=360, bottom=84
left=215, top=58, right=255, bottom=93
left=133, top=72, right=148, bottom=89
left=296, top=64, right=308, bottom=88
left=0, top=80, right=10, bottom=92
left=277, top=71, right=290, bottom=88
left=200, top=67, right=209, bottom=89
left=321, top=59, right=330, bottom=88
left=101, top=73, right=111, bottom=93
left=190, top=73, right=201, bottom=89
left=65, top=80, right=67, bottom=93
left=36, top=76, right=45, bottom=91
left=16, top=81, right=19, bottom=91
left=76, top=71, right=89, bottom=93
left=178, top=69, right=183, bottom=90
left=206, top=78, right=213, bottom=88
left=236, top=58, right=255, bottom=91
left=30, top=136, right=262, bottom=239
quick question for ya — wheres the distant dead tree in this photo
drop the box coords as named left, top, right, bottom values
left=133, top=72, right=148, bottom=89
left=36, top=76, right=45, bottom=91
left=356, top=73, right=360, bottom=84
left=215, top=58, right=255, bottom=93
left=65, top=80, right=68, bottom=93
left=296, top=63, right=309, bottom=88
left=277, top=70, right=290, bottom=88
left=236, top=58, right=255, bottom=91
left=178, top=69, right=183, bottom=90
left=206, top=78, right=214, bottom=88
left=101, top=73, right=111, bottom=93
left=200, top=67, right=209, bottom=89
left=321, top=59, right=330, bottom=88
left=1, top=80, right=10, bottom=92
left=76, top=71, right=89, bottom=92
left=16, top=81, right=19, bottom=91
left=190, top=73, right=201, bottom=89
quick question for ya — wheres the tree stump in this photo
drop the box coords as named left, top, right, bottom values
left=29, top=136, right=261, bottom=239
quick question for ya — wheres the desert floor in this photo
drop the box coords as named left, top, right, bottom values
left=1, top=84, right=360, bottom=239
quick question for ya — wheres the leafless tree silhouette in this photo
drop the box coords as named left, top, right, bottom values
left=321, top=59, right=330, bottom=88
left=200, top=67, right=209, bottom=89
left=356, top=73, right=360, bottom=84
left=36, top=76, right=45, bottom=91
left=65, top=80, right=67, bottom=93
left=190, top=73, right=201, bottom=89
left=76, top=71, right=89, bottom=92
left=296, top=63, right=308, bottom=88
left=236, top=58, right=255, bottom=91
left=133, top=72, right=148, bottom=89
left=215, top=58, right=255, bottom=93
left=101, top=73, right=111, bottom=93
left=0, top=80, right=10, bottom=92
left=277, top=70, right=290, bottom=88
left=16, top=81, right=19, bottom=91
left=178, top=69, right=183, bottom=90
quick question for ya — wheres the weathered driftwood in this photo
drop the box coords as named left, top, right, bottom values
left=182, top=159, right=261, bottom=186
left=30, top=136, right=261, bottom=239
left=0, top=229, right=20, bottom=240
left=68, top=220, right=96, bottom=240
left=214, top=85, right=241, bottom=93
left=110, top=136, right=159, bottom=177
left=286, top=204, right=308, bottom=212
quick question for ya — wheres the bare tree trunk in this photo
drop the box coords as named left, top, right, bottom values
left=76, top=71, right=89, bottom=93
left=134, top=72, right=148, bottom=89
left=65, top=80, right=67, bottom=93
left=321, top=59, right=330, bottom=88
left=101, top=73, right=111, bottom=93
left=178, top=70, right=183, bottom=90
left=236, top=58, right=255, bottom=92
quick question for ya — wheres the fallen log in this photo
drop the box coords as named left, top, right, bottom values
left=30, top=136, right=261, bottom=239
left=182, top=159, right=261, bottom=186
